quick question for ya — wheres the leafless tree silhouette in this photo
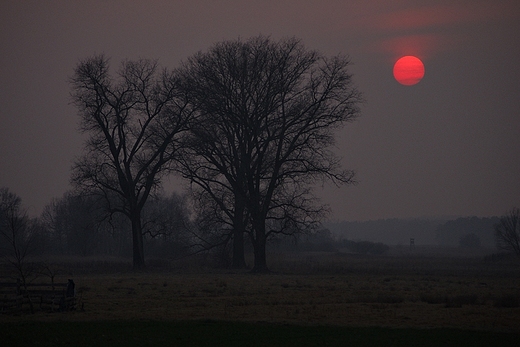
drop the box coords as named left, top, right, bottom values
left=0, top=187, right=38, bottom=311
left=494, top=207, right=520, bottom=257
left=70, top=55, right=193, bottom=269
left=177, top=36, right=362, bottom=272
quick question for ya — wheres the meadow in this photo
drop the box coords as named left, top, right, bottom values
left=1, top=247, right=519, bottom=346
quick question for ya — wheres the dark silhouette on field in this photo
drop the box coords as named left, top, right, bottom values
left=175, top=36, right=361, bottom=272
left=70, top=56, right=193, bottom=269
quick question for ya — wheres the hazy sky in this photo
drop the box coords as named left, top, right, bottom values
left=1, top=0, right=519, bottom=221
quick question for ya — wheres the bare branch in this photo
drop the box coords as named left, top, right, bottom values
left=495, top=207, right=520, bottom=257
left=70, top=55, right=191, bottom=268
left=177, top=36, right=362, bottom=271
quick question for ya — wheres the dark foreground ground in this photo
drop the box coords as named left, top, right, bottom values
left=1, top=320, right=519, bottom=347
left=1, top=247, right=519, bottom=346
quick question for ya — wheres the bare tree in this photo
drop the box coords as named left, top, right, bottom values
left=0, top=188, right=38, bottom=310
left=70, top=55, right=192, bottom=269
left=494, top=207, right=520, bottom=257
left=177, top=36, right=362, bottom=272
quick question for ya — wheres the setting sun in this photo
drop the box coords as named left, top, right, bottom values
left=393, top=56, right=425, bottom=86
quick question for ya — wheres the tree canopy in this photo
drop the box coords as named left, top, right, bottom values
left=177, top=36, right=362, bottom=271
left=70, top=55, right=192, bottom=269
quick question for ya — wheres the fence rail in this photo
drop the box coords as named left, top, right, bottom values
left=0, top=279, right=75, bottom=314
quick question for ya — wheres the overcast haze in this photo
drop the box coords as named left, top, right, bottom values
left=1, top=0, right=519, bottom=221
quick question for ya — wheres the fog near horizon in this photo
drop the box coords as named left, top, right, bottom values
left=1, top=0, right=519, bottom=222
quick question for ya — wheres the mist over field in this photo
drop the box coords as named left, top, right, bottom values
left=325, top=216, right=500, bottom=248
left=2, top=186, right=520, bottom=344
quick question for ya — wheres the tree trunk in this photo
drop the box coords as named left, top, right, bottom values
left=231, top=198, right=247, bottom=269
left=232, top=228, right=247, bottom=268
left=251, top=222, right=269, bottom=273
left=131, top=209, right=145, bottom=270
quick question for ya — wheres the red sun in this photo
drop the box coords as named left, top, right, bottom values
left=393, top=56, right=425, bottom=86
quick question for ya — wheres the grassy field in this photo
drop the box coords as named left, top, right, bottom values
left=1, top=248, right=519, bottom=345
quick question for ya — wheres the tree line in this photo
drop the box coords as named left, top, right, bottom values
left=2, top=37, right=518, bottom=272
left=1, top=185, right=519, bottom=273
left=329, top=216, right=504, bottom=248
left=3, top=36, right=363, bottom=272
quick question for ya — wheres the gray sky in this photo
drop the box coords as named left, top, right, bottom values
left=1, top=0, right=519, bottom=221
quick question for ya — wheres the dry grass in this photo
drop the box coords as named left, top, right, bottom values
left=1, top=250, right=519, bottom=333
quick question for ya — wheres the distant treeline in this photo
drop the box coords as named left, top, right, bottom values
left=0, top=183, right=501, bottom=269
left=326, top=216, right=500, bottom=248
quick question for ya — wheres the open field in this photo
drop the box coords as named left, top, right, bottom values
left=1, top=248, right=519, bottom=345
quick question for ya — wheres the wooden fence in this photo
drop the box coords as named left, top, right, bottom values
left=0, top=279, right=75, bottom=314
